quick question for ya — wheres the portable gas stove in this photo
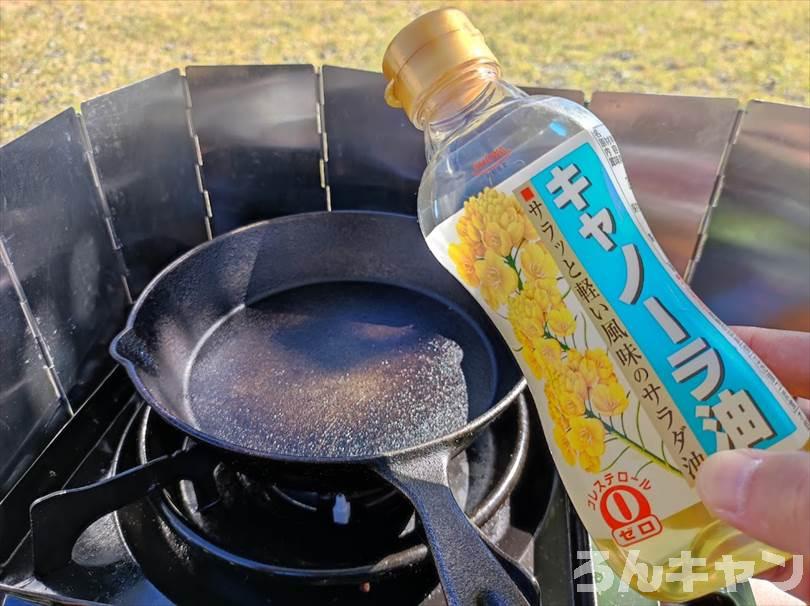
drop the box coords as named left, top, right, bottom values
left=2, top=64, right=807, bottom=606
left=0, top=364, right=587, bottom=605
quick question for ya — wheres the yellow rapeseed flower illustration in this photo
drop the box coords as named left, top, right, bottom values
left=465, top=188, right=528, bottom=250
left=579, top=359, right=601, bottom=390
left=545, top=371, right=585, bottom=430
left=491, top=203, right=526, bottom=249
left=516, top=279, right=562, bottom=329
left=569, top=416, right=606, bottom=459
left=519, top=241, right=557, bottom=282
left=448, top=241, right=480, bottom=288
left=548, top=307, right=576, bottom=337
left=524, top=215, right=539, bottom=241
left=508, top=291, right=546, bottom=348
left=579, top=451, right=602, bottom=473
left=548, top=390, right=573, bottom=431
left=456, top=187, right=534, bottom=262
left=567, top=349, right=583, bottom=370
left=521, top=344, right=547, bottom=380
left=553, top=425, right=576, bottom=466
left=591, top=381, right=630, bottom=416
left=449, top=187, right=669, bottom=477
left=467, top=199, right=486, bottom=231
left=537, top=338, right=563, bottom=372
left=456, top=214, right=485, bottom=258
left=567, top=352, right=600, bottom=401
left=533, top=277, right=563, bottom=306
left=559, top=389, right=586, bottom=419
left=585, top=349, right=615, bottom=382
left=475, top=249, right=518, bottom=309
left=483, top=222, right=513, bottom=256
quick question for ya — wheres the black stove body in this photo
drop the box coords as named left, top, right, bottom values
left=2, top=64, right=808, bottom=606
left=0, top=366, right=588, bottom=606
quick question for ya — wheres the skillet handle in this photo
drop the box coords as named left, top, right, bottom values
left=480, top=532, right=542, bottom=605
left=377, top=449, right=538, bottom=606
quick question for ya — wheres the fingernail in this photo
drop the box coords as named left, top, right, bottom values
left=696, top=450, right=763, bottom=516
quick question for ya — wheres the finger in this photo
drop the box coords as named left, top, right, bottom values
left=731, top=326, right=810, bottom=399
left=750, top=576, right=810, bottom=606
left=756, top=560, right=810, bottom=604
left=696, top=449, right=810, bottom=557
left=757, top=563, right=810, bottom=603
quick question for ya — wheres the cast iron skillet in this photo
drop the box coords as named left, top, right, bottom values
left=110, top=211, right=534, bottom=605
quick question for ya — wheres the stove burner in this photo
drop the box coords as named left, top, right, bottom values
left=218, top=467, right=407, bottom=524
left=112, top=396, right=537, bottom=604
left=263, top=481, right=397, bottom=515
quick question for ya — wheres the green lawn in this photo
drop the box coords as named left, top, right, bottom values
left=1, top=0, right=808, bottom=144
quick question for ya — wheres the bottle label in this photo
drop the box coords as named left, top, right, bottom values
left=426, top=129, right=809, bottom=553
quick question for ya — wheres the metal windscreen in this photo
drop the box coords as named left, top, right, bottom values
left=1, top=65, right=808, bottom=495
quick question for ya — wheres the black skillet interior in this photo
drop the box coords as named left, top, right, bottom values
left=112, top=211, right=523, bottom=464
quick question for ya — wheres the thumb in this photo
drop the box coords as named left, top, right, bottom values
left=696, top=449, right=810, bottom=557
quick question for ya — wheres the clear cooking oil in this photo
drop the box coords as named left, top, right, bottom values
left=381, top=9, right=810, bottom=602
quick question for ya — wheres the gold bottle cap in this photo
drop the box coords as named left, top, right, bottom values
left=382, top=8, right=500, bottom=128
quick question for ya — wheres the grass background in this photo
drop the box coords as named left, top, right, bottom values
left=1, top=0, right=809, bottom=144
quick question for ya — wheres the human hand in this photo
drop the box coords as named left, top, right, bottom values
left=696, top=326, right=810, bottom=602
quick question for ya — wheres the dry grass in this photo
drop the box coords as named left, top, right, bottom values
left=1, top=0, right=808, bottom=144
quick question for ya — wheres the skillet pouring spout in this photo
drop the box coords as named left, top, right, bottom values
left=110, top=329, right=157, bottom=375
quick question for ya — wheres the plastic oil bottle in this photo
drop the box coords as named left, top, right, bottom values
left=382, top=9, right=810, bottom=602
